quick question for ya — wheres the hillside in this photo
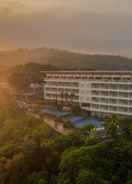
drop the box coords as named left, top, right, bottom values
left=0, top=98, right=132, bottom=184
left=0, top=48, right=132, bottom=70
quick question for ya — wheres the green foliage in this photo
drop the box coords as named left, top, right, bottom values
left=77, top=170, right=96, bottom=184
left=119, top=118, right=132, bottom=138
left=0, top=101, right=132, bottom=184
left=76, top=170, right=108, bottom=184
left=80, top=124, right=95, bottom=133
left=106, top=114, right=120, bottom=138
left=126, top=180, right=132, bottom=184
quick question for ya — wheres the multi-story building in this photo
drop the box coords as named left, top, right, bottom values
left=42, top=71, right=132, bottom=117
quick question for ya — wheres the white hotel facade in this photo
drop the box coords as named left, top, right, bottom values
left=42, top=71, right=132, bottom=117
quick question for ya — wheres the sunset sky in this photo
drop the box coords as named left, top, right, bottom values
left=0, top=0, right=132, bottom=56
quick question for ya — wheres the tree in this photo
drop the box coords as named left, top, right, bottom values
left=38, top=179, right=48, bottom=184
left=76, top=169, right=109, bottom=184
left=126, top=180, right=132, bottom=184
left=76, top=170, right=96, bottom=184
left=0, top=98, right=132, bottom=184
left=80, top=124, right=96, bottom=135
left=106, top=114, right=120, bottom=138
left=119, top=118, right=132, bottom=138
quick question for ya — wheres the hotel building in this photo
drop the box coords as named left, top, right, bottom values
left=42, top=71, right=132, bottom=117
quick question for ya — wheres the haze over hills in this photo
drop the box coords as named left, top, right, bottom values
left=0, top=47, right=132, bottom=70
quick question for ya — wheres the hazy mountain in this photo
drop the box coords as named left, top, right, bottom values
left=0, top=48, right=132, bottom=70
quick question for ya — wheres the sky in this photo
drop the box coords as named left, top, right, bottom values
left=0, top=0, right=132, bottom=57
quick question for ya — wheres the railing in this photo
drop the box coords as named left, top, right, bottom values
left=89, top=108, right=132, bottom=116
left=44, top=84, right=78, bottom=89
left=91, top=95, right=132, bottom=100
left=90, top=101, right=132, bottom=108
left=91, top=88, right=132, bottom=92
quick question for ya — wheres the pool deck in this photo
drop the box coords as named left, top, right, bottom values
left=42, top=107, right=104, bottom=131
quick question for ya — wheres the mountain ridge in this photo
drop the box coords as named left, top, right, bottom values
left=0, top=47, right=132, bottom=70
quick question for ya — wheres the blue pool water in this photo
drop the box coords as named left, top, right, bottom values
left=70, top=117, right=102, bottom=129
left=42, top=107, right=103, bottom=129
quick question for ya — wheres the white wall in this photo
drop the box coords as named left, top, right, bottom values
left=79, top=81, right=92, bottom=104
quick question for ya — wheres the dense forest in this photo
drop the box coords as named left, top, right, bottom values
left=0, top=47, right=132, bottom=70
left=0, top=92, right=132, bottom=184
